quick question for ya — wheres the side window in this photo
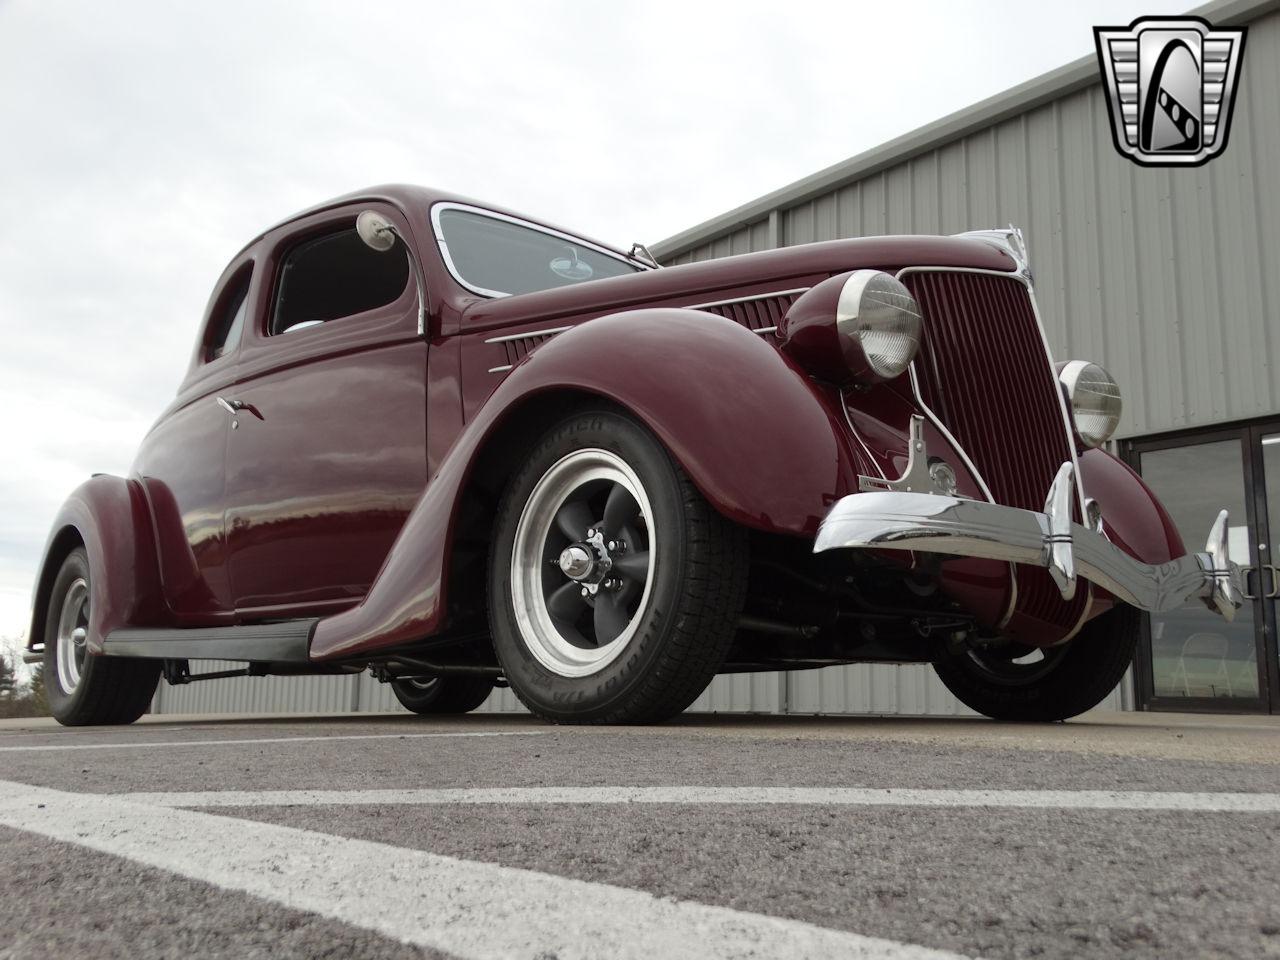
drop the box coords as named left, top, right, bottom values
left=270, top=226, right=409, bottom=336
left=205, top=270, right=251, bottom=362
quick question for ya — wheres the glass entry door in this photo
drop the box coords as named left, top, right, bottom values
left=1126, top=423, right=1280, bottom=713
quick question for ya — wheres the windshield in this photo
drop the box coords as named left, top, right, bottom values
left=434, top=206, right=643, bottom=297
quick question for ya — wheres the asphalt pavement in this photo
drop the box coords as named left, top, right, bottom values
left=2, top=709, right=1278, bottom=959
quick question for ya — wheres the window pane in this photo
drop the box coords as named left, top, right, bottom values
left=437, top=209, right=640, bottom=297
left=272, top=229, right=409, bottom=335
left=207, top=274, right=251, bottom=362
left=1140, top=440, right=1258, bottom=700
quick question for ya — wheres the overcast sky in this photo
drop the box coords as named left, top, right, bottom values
left=0, top=0, right=1195, bottom=652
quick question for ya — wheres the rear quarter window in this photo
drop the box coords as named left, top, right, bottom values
left=205, top=268, right=252, bottom=362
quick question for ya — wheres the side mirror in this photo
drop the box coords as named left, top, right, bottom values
left=356, top=210, right=397, bottom=252
left=356, top=207, right=427, bottom=337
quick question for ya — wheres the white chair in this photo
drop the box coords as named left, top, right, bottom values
left=1170, top=632, right=1232, bottom=697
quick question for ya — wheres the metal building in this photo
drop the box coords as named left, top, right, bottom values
left=653, top=0, right=1280, bottom=716
left=155, top=0, right=1279, bottom=717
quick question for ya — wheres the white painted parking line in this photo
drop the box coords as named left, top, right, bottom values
left=0, top=730, right=547, bottom=753
left=123, top=785, right=1280, bottom=813
left=0, top=779, right=971, bottom=960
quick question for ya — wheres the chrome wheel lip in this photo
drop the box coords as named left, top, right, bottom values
left=511, top=448, right=656, bottom=679
left=55, top=577, right=89, bottom=695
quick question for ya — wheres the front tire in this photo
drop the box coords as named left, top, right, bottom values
left=44, top=548, right=160, bottom=726
left=931, top=604, right=1139, bottom=721
left=489, top=408, right=748, bottom=724
left=390, top=675, right=494, bottom=715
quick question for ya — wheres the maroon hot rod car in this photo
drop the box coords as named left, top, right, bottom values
left=28, top=185, right=1243, bottom=725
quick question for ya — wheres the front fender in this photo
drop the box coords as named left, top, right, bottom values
left=1079, top=447, right=1186, bottom=566
left=310, top=308, right=869, bottom=660
left=27, top=475, right=165, bottom=654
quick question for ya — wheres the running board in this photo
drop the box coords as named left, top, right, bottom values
left=102, top=620, right=318, bottom=663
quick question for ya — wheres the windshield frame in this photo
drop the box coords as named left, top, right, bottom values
left=429, top=201, right=649, bottom=299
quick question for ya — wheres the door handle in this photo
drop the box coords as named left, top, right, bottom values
left=216, top=396, right=246, bottom=415
left=1242, top=565, right=1258, bottom=600
left=1264, top=564, right=1280, bottom=600
left=1241, top=564, right=1280, bottom=601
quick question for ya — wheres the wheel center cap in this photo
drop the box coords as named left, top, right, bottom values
left=558, top=544, right=596, bottom=581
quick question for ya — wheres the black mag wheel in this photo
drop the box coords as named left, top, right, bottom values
left=44, top=547, right=160, bottom=726
left=931, top=604, right=1140, bottom=722
left=389, top=675, right=494, bottom=715
left=489, top=408, right=748, bottom=724
left=510, top=445, right=655, bottom=677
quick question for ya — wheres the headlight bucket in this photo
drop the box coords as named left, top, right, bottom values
left=779, top=270, right=922, bottom=384
left=1059, top=359, right=1122, bottom=447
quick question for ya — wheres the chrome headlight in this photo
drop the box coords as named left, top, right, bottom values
left=836, top=271, right=922, bottom=379
left=779, top=269, right=922, bottom=384
left=1060, top=360, right=1122, bottom=447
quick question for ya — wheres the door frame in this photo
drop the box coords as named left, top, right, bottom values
left=1122, top=417, right=1280, bottom=714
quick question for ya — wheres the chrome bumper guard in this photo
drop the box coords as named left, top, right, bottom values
left=814, top=462, right=1244, bottom=622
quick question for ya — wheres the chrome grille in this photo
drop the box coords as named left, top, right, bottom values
left=905, top=271, right=1072, bottom=511
left=903, top=270, right=1086, bottom=631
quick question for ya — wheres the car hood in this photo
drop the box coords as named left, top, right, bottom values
left=459, top=235, right=1015, bottom=333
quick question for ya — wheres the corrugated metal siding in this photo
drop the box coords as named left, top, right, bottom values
left=151, top=660, right=1128, bottom=717
left=148, top=9, right=1276, bottom=720
left=667, top=7, right=1280, bottom=442
left=152, top=661, right=356, bottom=716
left=657, top=12, right=1280, bottom=718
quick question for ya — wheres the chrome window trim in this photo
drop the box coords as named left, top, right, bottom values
left=685, top=287, right=811, bottom=310
left=488, top=364, right=514, bottom=374
left=484, top=325, right=574, bottom=345
left=430, top=201, right=648, bottom=299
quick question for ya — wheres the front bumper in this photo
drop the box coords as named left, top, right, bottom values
left=814, top=462, right=1244, bottom=622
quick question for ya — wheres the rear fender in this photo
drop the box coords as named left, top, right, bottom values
left=310, top=308, right=874, bottom=660
left=27, top=475, right=166, bottom=654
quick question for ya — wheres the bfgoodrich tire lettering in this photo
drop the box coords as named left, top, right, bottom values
left=931, top=604, right=1139, bottom=722
left=488, top=408, right=748, bottom=723
left=44, top=547, right=161, bottom=726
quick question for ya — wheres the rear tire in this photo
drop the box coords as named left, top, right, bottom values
left=932, top=604, right=1139, bottom=721
left=44, top=548, right=161, bottom=726
left=488, top=408, right=748, bottom=724
left=390, top=675, right=494, bottom=714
